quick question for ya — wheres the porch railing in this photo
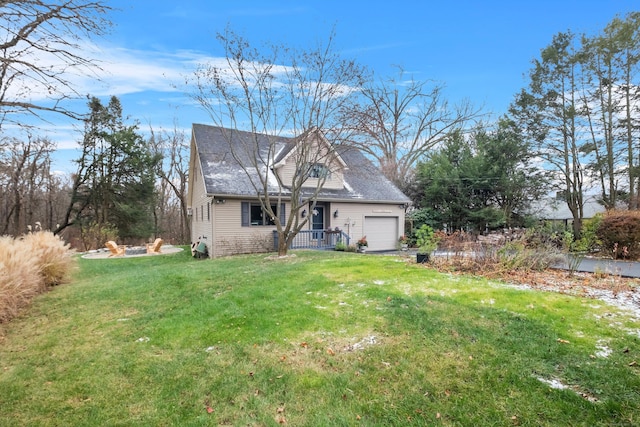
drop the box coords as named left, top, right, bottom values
left=273, top=229, right=350, bottom=250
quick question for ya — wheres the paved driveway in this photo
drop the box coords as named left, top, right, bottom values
left=555, top=255, right=640, bottom=278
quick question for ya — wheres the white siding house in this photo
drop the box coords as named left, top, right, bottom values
left=187, top=124, right=411, bottom=257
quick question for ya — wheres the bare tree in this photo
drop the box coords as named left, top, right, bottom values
left=0, top=134, right=58, bottom=235
left=190, top=28, right=367, bottom=256
left=149, top=122, right=190, bottom=244
left=0, top=0, right=112, bottom=127
left=346, top=68, right=483, bottom=189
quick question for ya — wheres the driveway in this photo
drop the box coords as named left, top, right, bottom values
left=554, top=255, right=640, bottom=278
left=389, top=249, right=640, bottom=279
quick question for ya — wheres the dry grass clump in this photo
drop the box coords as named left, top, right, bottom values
left=0, top=231, right=76, bottom=323
left=21, top=231, right=77, bottom=287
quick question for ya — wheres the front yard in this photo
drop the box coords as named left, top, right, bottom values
left=0, top=249, right=638, bottom=426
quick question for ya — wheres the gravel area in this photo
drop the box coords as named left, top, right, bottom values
left=81, top=245, right=183, bottom=259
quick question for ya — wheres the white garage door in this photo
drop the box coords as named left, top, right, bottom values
left=364, top=216, right=398, bottom=251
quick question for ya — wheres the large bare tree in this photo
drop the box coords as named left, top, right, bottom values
left=190, top=28, right=367, bottom=256
left=346, top=69, right=483, bottom=189
left=149, top=122, right=191, bottom=244
left=0, top=0, right=112, bottom=127
left=0, top=134, right=62, bottom=236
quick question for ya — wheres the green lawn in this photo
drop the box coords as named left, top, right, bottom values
left=1, top=249, right=639, bottom=426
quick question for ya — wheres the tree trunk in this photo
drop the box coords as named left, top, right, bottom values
left=277, top=231, right=289, bottom=257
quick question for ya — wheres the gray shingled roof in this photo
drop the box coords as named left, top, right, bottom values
left=192, top=123, right=411, bottom=203
left=528, top=196, right=605, bottom=220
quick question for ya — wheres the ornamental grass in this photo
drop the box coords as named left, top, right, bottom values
left=0, top=231, right=76, bottom=323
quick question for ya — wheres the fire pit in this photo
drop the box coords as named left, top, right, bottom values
left=125, top=246, right=147, bottom=256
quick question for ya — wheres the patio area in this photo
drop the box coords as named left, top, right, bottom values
left=81, top=245, right=183, bottom=259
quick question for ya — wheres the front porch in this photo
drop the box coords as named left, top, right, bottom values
left=273, top=229, right=350, bottom=251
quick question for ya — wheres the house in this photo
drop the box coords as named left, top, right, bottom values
left=530, top=194, right=606, bottom=229
left=187, top=124, right=411, bottom=258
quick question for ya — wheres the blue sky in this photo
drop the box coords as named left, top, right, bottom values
left=41, top=0, right=640, bottom=171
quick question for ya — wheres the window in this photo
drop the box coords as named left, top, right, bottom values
left=309, top=163, right=331, bottom=179
left=250, top=203, right=277, bottom=226
left=207, top=202, right=210, bottom=221
left=242, top=202, right=286, bottom=227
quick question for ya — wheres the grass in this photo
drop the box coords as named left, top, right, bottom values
left=0, top=249, right=639, bottom=426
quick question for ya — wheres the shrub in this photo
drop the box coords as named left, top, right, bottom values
left=596, top=210, right=640, bottom=259
left=432, top=234, right=563, bottom=275
left=334, top=240, right=347, bottom=251
left=497, top=240, right=564, bottom=272
left=571, top=214, right=602, bottom=253
left=522, top=222, right=565, bottom=249
left=415, top=225, right=439, bottom=254
left=0, top=231, right=76, bottom=323
left=79, top=221, right=119, bottom=251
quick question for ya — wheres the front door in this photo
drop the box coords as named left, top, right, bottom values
left=311, top=206, right=325, bottom=240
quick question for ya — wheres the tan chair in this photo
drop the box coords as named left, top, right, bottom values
left=146, top=238, right=163, bottom=254
left=105, top=241, right=125, bottom=257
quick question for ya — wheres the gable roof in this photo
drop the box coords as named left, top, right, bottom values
left=528, top=195, right=606, bottom=220
left=271, top=127, right=348, bottom=170
left=192, top=123, right=411, bottom=204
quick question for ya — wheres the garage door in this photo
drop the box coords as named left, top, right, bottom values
left=364, top=216, right=398, bottom=251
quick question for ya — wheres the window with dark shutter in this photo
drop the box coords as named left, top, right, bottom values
left=241, top=201, right=283, bottom=226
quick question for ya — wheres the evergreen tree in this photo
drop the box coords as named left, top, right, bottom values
left=57, top=96, right=160, bottom=244
left=413, top=121, right=546, bottom=232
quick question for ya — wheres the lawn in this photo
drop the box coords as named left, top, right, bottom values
left=0, top=249, right=639, bottom=426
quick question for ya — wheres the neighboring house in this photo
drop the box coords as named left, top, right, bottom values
left=187, top=124, right=411, bottom=257
left=530, top=195, right=606, bottom=228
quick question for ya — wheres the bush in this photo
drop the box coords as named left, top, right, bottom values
left=522, top=222, right=565, bottom=249
left=571, top=214, right=602, bottom=253
left=334, top=240, right=347, bottom=251
left=497, top=241, right=564, bottom=272
left=432, top=233, right=563, bottom=275
left=596, top=210, right=640, bottom=259
left=415, top=225, right=439, bottom=254
left=0, top=231, right=76, bottom=323
left=79, top=221, right=119, bottom=251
